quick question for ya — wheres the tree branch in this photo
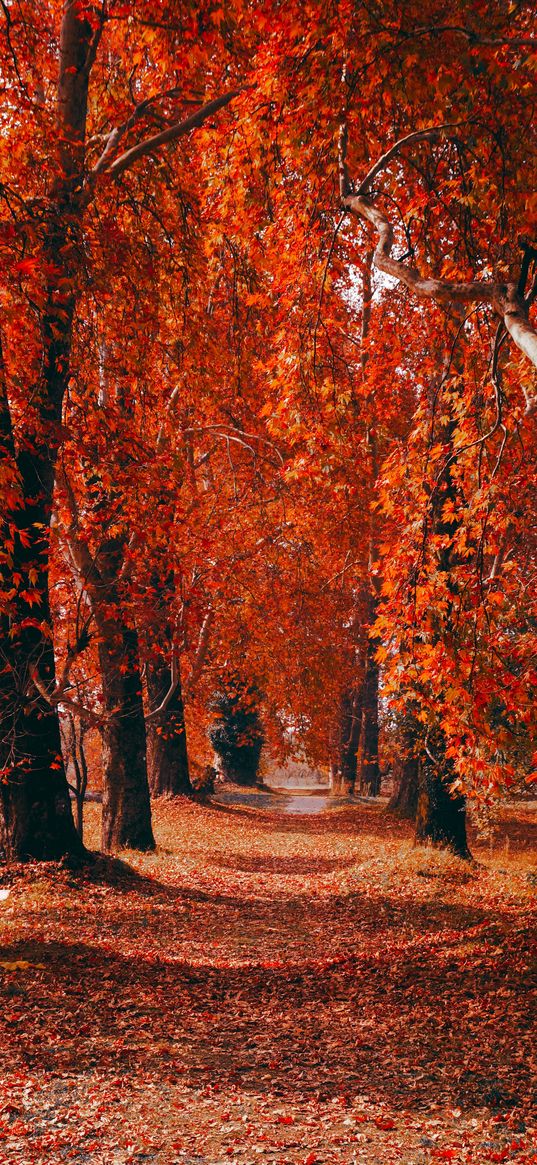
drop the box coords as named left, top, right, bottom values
left=31, top=671, right=103, bottom=729
left=413, top=24, right=537, bottom=50
left=357, top=124, right=464, bottom=196
left=95, top=88, right=243, bottom=181
left=145, top=654, right=180, bottom=722
left=342, top=131, right=537, bottom=413
left=90, top=85, right=184, bottom=178
left=57, top=462, right=103, bottom=592
left=184, top=609, right=214, bottom=696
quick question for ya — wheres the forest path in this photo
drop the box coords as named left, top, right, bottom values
left=211, top=788, right=364, bottom=814
left=0, top=798, right=535, bottom=1164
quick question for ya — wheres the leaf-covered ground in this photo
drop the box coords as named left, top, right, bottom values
left=0, top=797, right=535, bottom=1165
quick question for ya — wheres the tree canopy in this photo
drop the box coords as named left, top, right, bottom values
left=0, top=0, right=536, bottom=858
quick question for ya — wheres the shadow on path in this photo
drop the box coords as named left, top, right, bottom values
left=1, top=897, right=534, bottom=1113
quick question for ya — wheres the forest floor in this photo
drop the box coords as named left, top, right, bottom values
left=0, top=797, right=535, bottom=1165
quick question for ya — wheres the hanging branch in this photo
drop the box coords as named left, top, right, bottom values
left=341, top=128, right=537, bottom=413
left=88, top=88, right=244, bottom=188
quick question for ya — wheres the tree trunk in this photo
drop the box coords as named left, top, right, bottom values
left=389, top=719, right=419, bottom=819
left=415, top=735, right=470, bottom=858
left=62, top=712, right=89, bottom=844
left=99, top=623, right=154, bottom=853
left=61, top=487, right=156, bottom=854
left=0, top=454, right=83, bottom=861
left=146, top=658, right=192, bottom=797
left=0, top=664, right=83, bottom=861
left=357, top=251, right=381, bottom=799
left=329, top=760, right=342, bottom=796
left=0, top=7, right=97, bottom=861
left=358, top=596, right=381, bottom=796
left=339, top=687, right=362, bottom=794
left=389, top=751, right=419, bottom=819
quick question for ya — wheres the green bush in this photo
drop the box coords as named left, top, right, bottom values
left=209, top=681, right=264, bottom=786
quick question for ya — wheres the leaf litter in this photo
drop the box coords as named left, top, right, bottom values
left=0, top=797, right=535, bottom=1164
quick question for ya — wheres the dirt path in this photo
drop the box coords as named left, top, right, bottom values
left=0, top=799, right=535, bottom=1164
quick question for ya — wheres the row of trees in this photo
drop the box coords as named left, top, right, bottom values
left=1, top=0, right=536, bottom=863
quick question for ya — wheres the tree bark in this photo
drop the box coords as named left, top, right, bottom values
left=389, top=722, right=419, bottom=819
left=99, top=621, right=154, bottom=853
left=329, top=760, right=342, bottom=796
left=356, top=247, right=382, bottom=800
left=415, top=737, right=469, bottom=858
left=338, top=686, right=362, bottom=794
left=0, top=380, right=83, bottom=860
left=62, top=711, right=89, bottom=843
left=358, top=590, right=381, bottom=796
left=146, top=658, right=192, bottom=797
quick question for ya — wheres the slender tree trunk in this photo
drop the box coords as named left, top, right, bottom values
left=146, top=658, right=192, bottom=797
left=358, top=588, right=381, bottom=796
left=329, top=760, right=342, bottom=795
left=339, top=687, right=362, bottom=794
left=415, top=735, right=469, bottom=858
left=99, top=621, right=154, bottom=853
left=62, top=712, right=89, bottom=843
left=413, top=331, right=470, bottom=855
left=359, top=659, right=380, bottom=795
left=62, top=477, right=156, bottom=854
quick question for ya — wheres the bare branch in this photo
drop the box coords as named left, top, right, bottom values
left=183, top=424, right=284, bottom=465
left=343, top=132, right=537, bottom=413
left=413, top=24, right=537, bottom=50
left=185, top=609, right=214, bottom=697
left=145, top=654, right=180, bottom=721
left=31, top=672, right=103, bottom=729
left=91, top=85, right=184, bottom=177
left=357, top=124, right=464, bottom=196
left=344, top=189, right=496, bottom=303
left=96, top=88, right=243, bottom=181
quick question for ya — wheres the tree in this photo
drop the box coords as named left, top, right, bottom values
left=0, top=1, right=246, bottom=858
left=0, top=4, right=98, bottom=860
left=246, top=0, right=537, bottom=842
